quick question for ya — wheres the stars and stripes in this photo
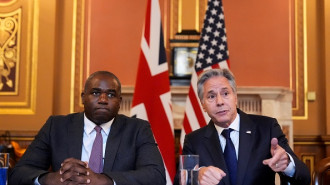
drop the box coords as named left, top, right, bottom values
left=130, top=0, right=175, bottom=184
left=180, top=0, right=230, bottom=147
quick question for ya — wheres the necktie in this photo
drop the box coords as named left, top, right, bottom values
left=221, top=128, right=237, bottom=185
left=89, top=126, right=103, bottom=173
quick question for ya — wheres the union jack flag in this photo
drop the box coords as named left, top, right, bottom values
left=180, top=0, right=230, bottom=146
left=131, top=0, right=175, bottom=184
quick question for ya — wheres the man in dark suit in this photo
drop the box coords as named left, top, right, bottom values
left=175, top=68, right=310, bottom=185
left=9, top=71, right=166, bottom=185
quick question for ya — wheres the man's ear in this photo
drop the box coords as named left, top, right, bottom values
left=81, top=92, right=85, bottom=104
left=118, top=96, right=122, bottom=108
left=201, top=100, right=206, bottom=112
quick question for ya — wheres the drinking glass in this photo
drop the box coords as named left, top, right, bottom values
left=0, top=153, right=9, bottom=185
left=179, top=155, right=199, bottom=185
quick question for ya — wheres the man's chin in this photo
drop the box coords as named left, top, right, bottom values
left=213, top=118, right=231, bottom=127
left=93, top=116, right=111, bottom=125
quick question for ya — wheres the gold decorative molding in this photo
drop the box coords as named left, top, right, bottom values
left=169, top=42, right=199, bottom=48
left=71, top=0, right=85, bottom=113
left=294, top=135, right=330, bottom=146
left=292, top=0, right=308, bottom=119
left=301, top=154, right=314, bottom=178
left=0, top=0, right=39, bottom=114
left=0, top=0, right=18, bottom=7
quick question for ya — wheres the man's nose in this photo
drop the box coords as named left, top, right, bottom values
left=98, top=93, right=108, bottom=103
left=216, top=93, right=224, bottom=105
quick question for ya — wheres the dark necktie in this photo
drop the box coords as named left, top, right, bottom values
left=221, top=128, right=237, bottom=185
left=89, top=126, right=103, bottom=173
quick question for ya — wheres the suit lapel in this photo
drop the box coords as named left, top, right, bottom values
left=236, top=110, right=255, bottom=185
left=68, top=113, right=84, bottom=159
left=204, top=122, right=231, bottom=185
left=103, top=115, right=124, bottom=172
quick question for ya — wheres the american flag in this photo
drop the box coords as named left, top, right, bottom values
left=130, top=0, right=175, bottom=184
left=180, top=0, right=230, bottom=146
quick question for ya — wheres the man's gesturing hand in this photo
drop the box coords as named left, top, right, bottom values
left=262, top=138, right=290, bottom=172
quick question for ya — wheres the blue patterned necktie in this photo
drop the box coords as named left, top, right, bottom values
left=89, top=126, right=103, bottom=173
left=221, top=128, right=237, bottom=185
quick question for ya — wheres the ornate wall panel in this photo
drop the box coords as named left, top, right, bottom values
left=0, top=0, right=38, bottom=114
left=294, top=135, right=330, bottom=179
left=0, top=9, right=20, bottom=94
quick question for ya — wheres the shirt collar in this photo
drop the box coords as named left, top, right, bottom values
left=214, top=113, right=240, bottom=135
left=84, top=113, right=113, bottom=136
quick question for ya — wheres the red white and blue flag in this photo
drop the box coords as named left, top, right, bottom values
left=131, top=0, right=175, bottom=184
left=180, top=0, right=230, bottom=147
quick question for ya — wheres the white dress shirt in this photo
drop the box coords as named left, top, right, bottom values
left=81, top=114, right=113, bottom=163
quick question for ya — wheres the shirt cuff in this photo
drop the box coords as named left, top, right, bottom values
left=283, top=152, right=296, bottom=177
left=34, top=176, right=41, bottom=185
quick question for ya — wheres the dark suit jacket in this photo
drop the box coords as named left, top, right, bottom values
left=9, top=113, right=166, bottom=185
left=174, top=109, right=310, bottom=185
